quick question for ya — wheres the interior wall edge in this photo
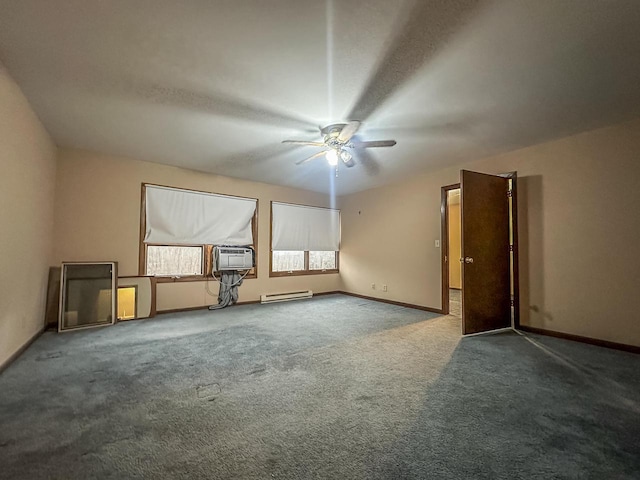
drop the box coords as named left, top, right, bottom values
left=0, top=327, right=45, bottom=375
left=156, top=290, right=343, bottom=315
left=0, top=66, right=57, bottom=367
left=339, top=291, right=443, bottom=315
left=518, top=325, right=640, bottom=355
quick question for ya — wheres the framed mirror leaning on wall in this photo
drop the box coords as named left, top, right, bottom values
left=58, top=262, right=117, bottom=332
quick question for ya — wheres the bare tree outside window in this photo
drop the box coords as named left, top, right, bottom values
left=271, top=250, right=338, bottom=275
left=146, top=246, right=203, bottom=276
left=309, top=251, right=336, bottom=270
left=272, top=251, right=305, bottom=272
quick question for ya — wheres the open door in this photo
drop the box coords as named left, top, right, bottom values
left=461, top=170, right=511, bottom=334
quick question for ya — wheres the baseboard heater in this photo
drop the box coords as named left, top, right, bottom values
left=260, top=290, right=313, bottom=304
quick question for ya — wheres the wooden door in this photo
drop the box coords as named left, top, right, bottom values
left=460, top=170, right=511, bottom=334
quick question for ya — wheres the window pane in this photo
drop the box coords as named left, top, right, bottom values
left=309, top=251, right=337, bottom=270
left=146, top=246, right=203, bottom=276
left=272, top=251, right=305, bottom=272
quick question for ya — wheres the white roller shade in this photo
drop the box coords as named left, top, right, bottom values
left=272, top=202, right=340, bottom=251
left=144, top=185, right=256, bottom=246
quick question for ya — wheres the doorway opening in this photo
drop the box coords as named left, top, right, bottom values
left=441, top=172, right=520, bottom=334
left=441, top=184, right=461, bottom=318
left=447, top=188, right=462, bottom=318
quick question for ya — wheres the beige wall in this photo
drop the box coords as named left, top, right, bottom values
left=5, top=60, right=639, bottom=358
left=0, top=67, right=57, bottom=367
left=340, top=118, right=640, bottom=347
left=53, top=149, right=341, bottom=311
left=448, top=203, right=461, bottom=289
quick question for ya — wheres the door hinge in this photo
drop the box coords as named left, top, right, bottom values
left=510, top=299, right=515, bottom=307
left=507, top=189, right=513, bottom=198
left=509, top=245, right=514, bottom=252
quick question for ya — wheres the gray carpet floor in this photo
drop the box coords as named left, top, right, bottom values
left=449, top=289, right=461, bottom=317
left=1, top=294, right=639, bottom=479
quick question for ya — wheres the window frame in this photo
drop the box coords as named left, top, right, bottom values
left=269, top=201, right=339, bottom=277
left=139, top=183, right=258, bottom=283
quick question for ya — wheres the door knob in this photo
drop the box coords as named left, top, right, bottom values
left=463, top=257, right=474, bottom=264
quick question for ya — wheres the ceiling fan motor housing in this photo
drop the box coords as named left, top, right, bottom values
left=321, top=123, right=349, bottom=148
left=320, top=123, right=348, bottom=138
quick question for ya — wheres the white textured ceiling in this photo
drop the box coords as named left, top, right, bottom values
left=1, top=0, right=640, bottom=195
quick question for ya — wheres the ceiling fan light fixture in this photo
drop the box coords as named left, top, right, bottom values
left=326, top=149, right=339, bottom=166
left=340, top=150, right=356, bottom=167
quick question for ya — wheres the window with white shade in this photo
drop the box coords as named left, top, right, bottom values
left=140, top=184, right=258, bottom=281
left=270, top=202, right=340, bottom=276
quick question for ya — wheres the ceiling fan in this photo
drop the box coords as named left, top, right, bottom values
left=282, top=121, right=396, bottom=168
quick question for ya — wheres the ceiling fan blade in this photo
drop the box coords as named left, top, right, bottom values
left=346, top=0, right=479, bottom=122
left=355, top=149, right=380, bottom=176
left=337, top=121, right=361, bottom=143
left=295, top=150, right=327, bottom=165
left=282, top=140, right=326, bottom=147
left=137, top=83, right=318, bottom=131
left=350, top=140, right=397, bottom=148
left=218, top=142, right=299, bottom=170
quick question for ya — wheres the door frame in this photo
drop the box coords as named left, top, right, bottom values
left=440, top=183, right=460, bottom=315
left=501, top=171, right=520, bottom=329
left=440, top=173, right=520, bottom=328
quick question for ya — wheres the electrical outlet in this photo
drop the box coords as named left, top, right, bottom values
left=371, top=283, right=375, bottom=290
left=382, top=285, right=387, bottom=292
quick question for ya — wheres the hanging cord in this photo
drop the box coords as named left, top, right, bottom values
left=207, top=269, right=250, bottom=310
left=205, top=268, right=250, bottom=295
left=212, top=269, right=250, bottom=287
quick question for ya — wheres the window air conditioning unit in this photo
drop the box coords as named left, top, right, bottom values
left=213, top=246, right=255, bottom=271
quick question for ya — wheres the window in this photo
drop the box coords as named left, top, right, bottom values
left=270, top=202, right=339, bottom=277
left=271, top=250, right=338, bottom=275
left=309, top=251, right=337, bottom=270
left=146, top=245, right=204, bottom=276
left=272, top=251, right=305, bottom=272
left=139, top=184, right=258, bottom=282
